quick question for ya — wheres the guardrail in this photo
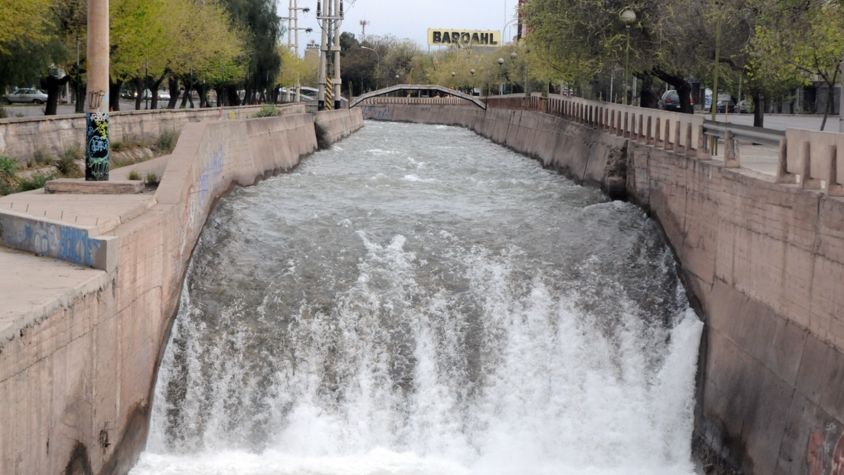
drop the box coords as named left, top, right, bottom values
left=355, top=96, right=471, bottom=106
left=485, top=94, right=843, bottom=196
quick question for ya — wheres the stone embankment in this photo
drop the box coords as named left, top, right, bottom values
left=363, top=101, right=844, bottom=475
left=0, top=104, right=287, bottom=166
left=0, top=108, right=363, bottom=474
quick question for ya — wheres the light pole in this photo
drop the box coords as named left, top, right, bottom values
left=85, top=0, right=109, bottom=181
left=498, top=57, right=505, bottom=95
left=510, top=51, right=518, bottom=94
left=620, top=8, right=637, bottom=106
left=361, top=46, right=381, bottom=89
left=470, top=68, right=476, bottom=96
left=451, top=71, right=456, bottom=89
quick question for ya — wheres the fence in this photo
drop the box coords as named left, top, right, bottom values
left=356, top=96, right=471, bottom=106
left=485, top=94, right=843, bottom=196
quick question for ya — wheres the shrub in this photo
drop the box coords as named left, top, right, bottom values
left=145, top=172, right=160, bottom=186
left=0, top=155, right=18, bottom=195
left=0, top=107, right=7, bottom=119
left=56, top=147, right=83, bottom=177
left=32, top=149, right=53, bottom=166
left=155, top=129, right=179, bottom=154
left=18, top=172, right=54, bottom=191
left=254, top=105, right=280, bottom=118
left=128, top=170, right=141, bottom=181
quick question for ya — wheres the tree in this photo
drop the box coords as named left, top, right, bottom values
left=0, top=0, right=52, bottom=55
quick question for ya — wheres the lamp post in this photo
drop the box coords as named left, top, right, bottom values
left=451, top=71, right=456, bottom=89
left=470, top=68, right=476, bottom=96
left=510, top=51, right=518, bottom=94
left=85, top=0, right=109, bottom=181
left=620, top=8, right=637, bottom=106
left=497, top=57, right=505, bottom=95
left=361, top=46, right=381, bottom=89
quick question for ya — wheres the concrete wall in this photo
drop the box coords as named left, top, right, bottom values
left=0, top=108, right=363, bottom=475
left=362, top=103, right=844, bottom=475
left=0, top=104, right=306, bottom=166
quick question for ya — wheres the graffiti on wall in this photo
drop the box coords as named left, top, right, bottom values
left=808, top=428, right=844, bottom=475
left=0, top=216, right=104, bottom=268
left=86, top=111, right=110, bottom=181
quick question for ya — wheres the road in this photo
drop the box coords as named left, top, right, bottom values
left=719, top=112, right=839, bottom=132
left=2, top=100, right=171, bottom=118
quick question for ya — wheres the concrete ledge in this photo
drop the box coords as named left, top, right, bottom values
left=0, top=209, right=117, bottom=271
left=45, top=178, right=145, bottom=194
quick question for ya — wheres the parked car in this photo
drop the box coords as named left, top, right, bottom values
left=716, top=93, right=735, bottom=113
left=735, top=99, right=751, bottom=114
left=4, top=88, right=48, bottom=104
left=658, top=89, right=695, bottom=112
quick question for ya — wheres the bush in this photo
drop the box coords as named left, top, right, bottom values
left=0, top=107, right=7, bottom=119
left=254, top=105, right=280, bottom=118
left=18, top=172, right=54, bottom=191
left=145, top=172, right=160, bottom=186
left=128, top=170, right=141, bottom=181
left=155, top=129, right=179, bottom=154
left=56, top=147, right=83, bottom=178
left=32, top=149, right=53, bottom=166
left=0, top=156, right=18, bottom=195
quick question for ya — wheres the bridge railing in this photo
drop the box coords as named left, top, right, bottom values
left=486, top=94, right=843, bottom=194
left=356, top=96, right=471, bottom=106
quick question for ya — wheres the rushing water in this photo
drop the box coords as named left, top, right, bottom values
left=132, top=121, right=702, bottom=475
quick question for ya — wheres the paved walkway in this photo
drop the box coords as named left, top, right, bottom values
left=0, top=190, right=155, bottom=234
left=0, top=247, right=107, bottom=343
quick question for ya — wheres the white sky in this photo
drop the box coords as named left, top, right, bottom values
left=287, top=0, right=521, bottom=53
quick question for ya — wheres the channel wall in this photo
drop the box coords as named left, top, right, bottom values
left=0, top=108, right=363, bottom=474
left=362, top=103, right=844, bottom=475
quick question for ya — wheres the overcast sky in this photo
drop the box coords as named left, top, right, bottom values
left=288, top=0, right=521, bottom=53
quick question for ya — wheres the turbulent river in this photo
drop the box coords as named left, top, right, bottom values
left=131, top=121, right=703, bottom=475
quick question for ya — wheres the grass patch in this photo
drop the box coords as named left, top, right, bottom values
left=154, top=129, right=179, bottom=154
left=254, top=105, right=281, bottom=118
left=32, top=148, right=53, bottom=167
left=55, top=146, right=83, bottom=178
left=128, top=170, right=141, bottom=180
left=145, top=172, right=160, bottom=186
left=0, top=156, right=17, bottom=195
left=18, top=172, right=54, bottom=191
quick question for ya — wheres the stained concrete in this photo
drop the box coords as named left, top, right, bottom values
left=0, top=109, right=364, bottom=474
left=362, top=103, right=844, bottom=475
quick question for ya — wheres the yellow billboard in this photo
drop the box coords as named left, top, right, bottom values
left=427, top=28, right=501, bottom=48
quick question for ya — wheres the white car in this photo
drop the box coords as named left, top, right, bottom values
left=4, top=88, right=49, bottom=104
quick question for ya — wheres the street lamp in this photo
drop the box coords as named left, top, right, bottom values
left=497, top=57, right=505, bottom=95
left=620, top=8, right=637, bottom=106
left=361, top=46, right=380, bottom=89
left=451, top=71, right=456, bottom=89
left=510, top=51, right=518, bottom=94
left=470, top=68, right=476, bottom=96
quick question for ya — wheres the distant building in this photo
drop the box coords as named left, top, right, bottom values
left=304, top=40, right=320, bottom=63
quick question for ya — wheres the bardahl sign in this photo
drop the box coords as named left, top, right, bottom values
left=427, top=28, right=501, bottom=47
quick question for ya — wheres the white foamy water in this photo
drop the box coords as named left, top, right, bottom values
left=131, top=122, right=703, bottom=475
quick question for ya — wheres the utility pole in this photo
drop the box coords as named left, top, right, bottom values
left=85, top=0, right=110, bottom=181
left=317, top=0, right=343, bottom=111
left=333, top=0, right=343, bottom=110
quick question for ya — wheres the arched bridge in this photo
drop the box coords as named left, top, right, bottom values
left=350, top=84, right=487, bottom=110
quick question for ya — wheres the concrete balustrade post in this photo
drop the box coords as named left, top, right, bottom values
left=685, top=123, right=693, bottom=155
left=674, top=121, right=681, bottom=152
left=637, top=114, right=644, bottom=140
left=724, top=131, right=740, bottom=168
left=697, top=125, right=709, bottom=159
left=654, top=118, right=661, bottom=147
left=799, top=141, right=811, bottom=187
left=623, top=112, right=629, bottom=137
left=663, top=120, right=672, bottom=150
left=828, top=145, right=843, bottom=196
left=775, top=138, right=790, bottom=183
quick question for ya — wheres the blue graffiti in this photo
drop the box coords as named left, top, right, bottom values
left=198, top=146, right=225, bottom=208
left=1, top=218, right=103, bottom=268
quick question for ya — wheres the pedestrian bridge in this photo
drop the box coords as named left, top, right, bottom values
left=350, top=84, right=487, bottom=110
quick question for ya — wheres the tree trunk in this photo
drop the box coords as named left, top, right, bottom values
left=653, top=68, right=693, bottom=113
left=134, top=77, right=144, bottom=110
left=167, top=77, right=179, bottom=109
left=637, top=74, right=659, bottom=109
left=40, top=75, right=70, bottom=116
left=195, top=84, right=208, bottom=108
left=752, top=91, right=764, bottom=128
left=225, top=86, right=240, bottom=106
left=109, top=80, right=123, bottom=112
left=821, top=82, right=835, bottom=131
left=74, top=79, right=85, bottom=113
left=215, top=87, right=225, bottom=107
left=150, top=72, right=167, bottom=110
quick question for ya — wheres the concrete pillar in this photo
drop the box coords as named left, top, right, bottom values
left=674, top=120, right=681, bottom=151
left=317, top=0, right=328, bottom=110
left=333, top=0, right=343, bottom=110
left=775, top=137, right=789, bottom=182
left=724, top=130, right=739, bottom=168
left=799, top=141, right=811, bottom=186
left=685, top=123, right=693, bottom=155
left=85, top=0, right=110, bottom=181
left=822, top=144, right=836, bottom=193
